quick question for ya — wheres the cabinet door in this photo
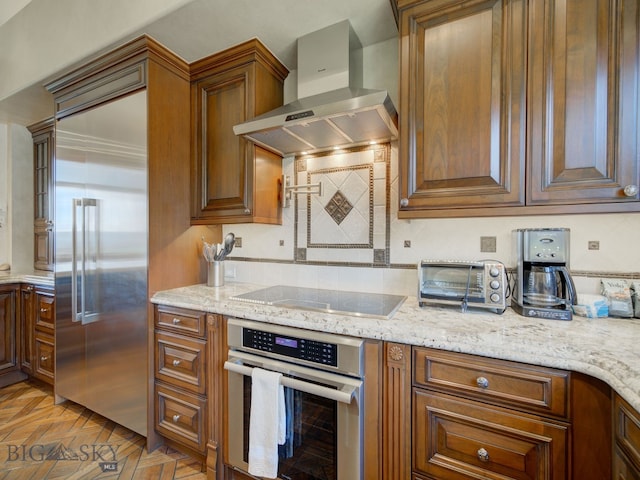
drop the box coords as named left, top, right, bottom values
left=413, top=389, right=568, bottom=479
left=19, top=285, right=35, bottom=374
left=528, top=0, right=640, bottom=205
left=192, top=65, right=254, bottom=221
left=30, top=120, right=55, bottom=271
left=398, top=0, right=526, bottom=213
left=0, top=286, right=18, bottom=372
left=615, top=447, right=640, bottom=480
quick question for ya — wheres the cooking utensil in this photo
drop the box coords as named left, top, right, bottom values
left=218, top=232, right=235, bottom=261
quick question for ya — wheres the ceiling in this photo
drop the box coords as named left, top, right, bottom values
left=0, top=0, right=399, bottom=125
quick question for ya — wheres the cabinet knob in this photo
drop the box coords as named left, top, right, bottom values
left=172, top=318, right=181, bottom=325
left=476, top=376, right=489, bottom=389
left=172, top=414, right=181, bottom=423
left=172, top=359, right=181, bottom=367
left=243, top=208, right=251, bottom=214
left=400, top=198, right=409, bottom=207
left=477, top=447, right=490, bottom=462
left=40, top=308, right=47, bottom=313
left=40, top=355, right=48, bottom=362
left=623, top=185, right=639, bottom=197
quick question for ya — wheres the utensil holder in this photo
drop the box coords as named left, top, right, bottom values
left=208, top=261, right=224, bottom=287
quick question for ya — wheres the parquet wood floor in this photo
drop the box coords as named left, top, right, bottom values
left=0, top=381, right=207, bottom=479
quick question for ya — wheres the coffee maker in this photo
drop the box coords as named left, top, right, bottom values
left=512, top=228, right=577, bottom=320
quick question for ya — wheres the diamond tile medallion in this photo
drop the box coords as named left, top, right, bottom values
left=294, top=144, right=390, bottom=266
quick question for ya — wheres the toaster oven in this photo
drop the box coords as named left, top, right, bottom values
left=418, top=260, right=508, bottom=313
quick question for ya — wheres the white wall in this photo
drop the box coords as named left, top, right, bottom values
left=0, top=122, right=34, bottom=271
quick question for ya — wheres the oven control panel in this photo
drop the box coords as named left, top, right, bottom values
left=243, top=328, right=338, bottom=367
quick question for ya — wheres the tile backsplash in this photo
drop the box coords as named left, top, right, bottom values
left=220, top=143, right=640, bottom=297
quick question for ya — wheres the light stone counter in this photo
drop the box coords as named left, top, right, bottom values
left=151, top=282, right=640, bottom=413
left=0, top=270, right=54, bottom=287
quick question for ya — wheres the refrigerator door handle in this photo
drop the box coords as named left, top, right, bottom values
left=72, top=198, right=99, bottom=325
left=71, top=198, right=82, bottom=322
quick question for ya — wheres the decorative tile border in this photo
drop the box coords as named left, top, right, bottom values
left=293, top=143, right=391, bottom=266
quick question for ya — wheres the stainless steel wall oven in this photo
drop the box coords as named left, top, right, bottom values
left=225, top=318, right=364, bottom=480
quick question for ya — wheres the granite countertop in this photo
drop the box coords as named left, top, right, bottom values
left=0, top=270, right=54, bottom=287
left=152, top=281, right=640, bottom=414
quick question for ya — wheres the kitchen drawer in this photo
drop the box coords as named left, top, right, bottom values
left=155, top=383, right=206, bottom=453
left=35, top=293, right=55, bottom=332
left=614, top=445, right=640, bottom=480
left=34, top=333, right=54, bottom=384
left=413, top=347, right=569, bottom=418
left=155, top=331, right=206, bottom=395
left=615, top=394, right=640, bottom=469
left=413, top=389, right=568, bottom=479
left=155, top=305, right=206, bottom=337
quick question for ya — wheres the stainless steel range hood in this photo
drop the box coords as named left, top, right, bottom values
left=233, top=20, right=398, bottom=157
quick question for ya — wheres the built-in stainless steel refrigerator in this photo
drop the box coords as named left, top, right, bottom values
left=54, top=91, right=148, bottom=436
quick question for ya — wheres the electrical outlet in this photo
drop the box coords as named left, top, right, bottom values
left=225, top=266, right=236, bottom=278
left=480, top=236, right=497, bottom=253
left=404, top=240, right=411, bottom=248
left=588, top=240, right=600, bottom=250
left=235, top=237, right=242, bottom=248
left=279, top=240, right=285, bottom=246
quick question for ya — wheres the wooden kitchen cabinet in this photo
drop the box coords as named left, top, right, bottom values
left=0, top=284, right=28, bottom=388
left=190, top=39, right=288, bottom=225
left=154, top=305, right=208, bottom=456
left=395, top=0, right=640, bottom=218
left=19, top=284, right=55, bottom=385
left=27, top=118, right=55, bottom=271
left=614, top=394, right=640, bottom=478
left=411, top=347, right=569, bottom=479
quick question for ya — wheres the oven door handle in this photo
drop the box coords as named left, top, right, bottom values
left=224, top=355, right=360, bottom=404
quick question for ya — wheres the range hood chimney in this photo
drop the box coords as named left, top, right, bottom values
left=233, top=20, right=398, bottom=157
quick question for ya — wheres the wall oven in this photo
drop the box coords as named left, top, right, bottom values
left=224, top=318, right=364, bottom=480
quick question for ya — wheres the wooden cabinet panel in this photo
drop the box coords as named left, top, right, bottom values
left=27, top=118, right=55, bottom=271
left=413, top=390, right=568, bottom=479
left=414, top=347, right=569, bottom=418
left=0, top=286, right=18, bottom=371
left=34, top=334, right=54, bottom=383
left=155, top=383, right=206, bottom=453
left=398, top=0, right=526, bottom=212
left=615, top=394, right=640, bottom=473
left=528, top=0, right=640, bottom=205
left=155, top=331, right=206, bottom=395
left=19, top=286, right=35, bottom=374
left=190, top=39, right=288, bottom=225
left=155, top=305, right=206, bottom=337
left=395, top=0, right=640, bottom=217
left=615, top=446, right=640, bottom=480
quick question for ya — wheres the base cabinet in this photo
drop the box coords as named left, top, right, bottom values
left=615, top=394, right=640, bottom=479
left=412, top=347, right=569, bottom=479
left=0, top=284, right=26, bottom=388
left=19, top=284, right=55, bottom=385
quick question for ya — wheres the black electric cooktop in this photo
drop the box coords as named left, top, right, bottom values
left=230, top=285, right=406, bottom=319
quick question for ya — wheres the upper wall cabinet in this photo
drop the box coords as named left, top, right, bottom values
left=395, top=0, right=640, bottom=218
left=27, top=118, right=55, bottom=271
left=190, top=40, right=288, bottom=225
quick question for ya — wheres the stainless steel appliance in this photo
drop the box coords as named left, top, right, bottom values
left=233, top=20, right=397, bottom=157
left=418, top=260, right=508, bottom=313
left=225, top=318, right=364, bottom=479
left=54, top=91, right=148, bottom=436
left=231, top=284, right=406, bottom=319
left=512, top=228, right=577, bottom=321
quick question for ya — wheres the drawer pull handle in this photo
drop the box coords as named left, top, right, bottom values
left=476, top=376, right=489, bottom=388
left=172, top=414, right=181, bottom=423
left=172, top=360, right=181, bottom=367
left=477, top=447, right=490, bottom=462
left=172, top=318, right=181, bottom=325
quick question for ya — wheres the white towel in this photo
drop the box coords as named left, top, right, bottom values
left=248, top=368, right=286, bottom=479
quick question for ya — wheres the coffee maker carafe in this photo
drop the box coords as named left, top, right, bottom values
left=512, top=228, right=577, bottom=320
